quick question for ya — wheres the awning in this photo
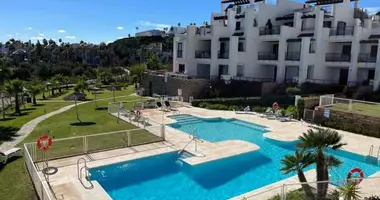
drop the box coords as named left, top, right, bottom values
left=287, top=38, right=302, bottom=42
left=235, top=14, right=245, bottom=19
left=221, top=0, right=251, bottom=5
left=360, top=40, right=379, bottom=44
left=369, top=35, right=380, bottom=39
left=233, top=32, right=244, bottom=36
left=298, top=33, right=314, bottom=37
left=219, top=37, right=230, bottom=41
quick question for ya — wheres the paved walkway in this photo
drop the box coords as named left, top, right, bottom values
left=0, top=95, right=135, bottom=151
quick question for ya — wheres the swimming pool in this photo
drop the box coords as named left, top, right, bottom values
left=90, top=115, right=380, bottom=200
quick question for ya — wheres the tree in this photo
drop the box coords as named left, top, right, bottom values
left=27, top=81, right=42, bottom=105
left=130, top=63, right=147, bottom=85
left=5, top=79, right=24, bottom=115
left=0, top=66, right=11, bottom=84
left=74, top=77, right=88, bottom=94
left=339, top=180, right=361, bottom=200
left=50, top=74, right=64, bottom=95
left=281, top=151, right=315, bottom=200
left=62, top=76, right=71, bottom=89
left=297, top=128, right=346, bottom=198
left=146, top=53, right=161, bottom=70
left=128, top=34, right=131, bottom=38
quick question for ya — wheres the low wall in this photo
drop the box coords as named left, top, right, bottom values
left=314, top=107, right=380, bottom=138
left=140, top=74, right=210, bottom=101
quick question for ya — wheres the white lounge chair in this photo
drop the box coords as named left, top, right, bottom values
left=259, top=108, right=274, bottom=118
left=234, top=106, right=254, bottom=114
left=0, top=148, right=23, bottom=164
left=277, top=112, right=293, bottom=122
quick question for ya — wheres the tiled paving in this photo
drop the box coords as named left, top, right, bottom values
left=35, top=105, right=380, bottom=200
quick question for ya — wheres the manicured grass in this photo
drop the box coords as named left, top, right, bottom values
left=331, top=102, right=380, bottom=117
left=0, top=88, right=161, bottom=200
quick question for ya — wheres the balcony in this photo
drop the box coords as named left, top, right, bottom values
left=235, top=26, right=244, bottom=32
left=358, top=53, right=376, bottom=63
left=259, top=26, right=281, bottom=36
left=301, top=26, right=314, bottom=32
left=258, top=52, right=278, bottom=60
left=218, top=51, right=229, bottom=59
left=196, top=26, right=212, bottom=36
left=195, top=50, right=211, bottom=59
left=329, top=26, right=354, bottom=36
left=285, top=52, right=301, bottom=61
left=325, top=53, right=350, bottom=62
left=177, top=50, right=183, bottom=58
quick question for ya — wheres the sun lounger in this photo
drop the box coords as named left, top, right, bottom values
left=258, top=108, right=274, bottom=118
left=0, top=148, right=23, bottom=164
left=156, top=102, right=170, bottom=112
left=164, top=101, right=179, bottom=111
left=277, top=112, right=293, bottom=122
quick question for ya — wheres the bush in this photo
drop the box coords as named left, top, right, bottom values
left=267, top=190, right=306, bottom=200
left=300, top=82, right=344, bottom=94
left=286, top=105, right=297, bottom=116
left=365, top=196, right=380, bottom=200
left=296, top=98, right=305, bottom=120
left=286, top=87, right=301, bottom=95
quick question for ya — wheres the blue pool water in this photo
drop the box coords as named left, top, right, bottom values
left=90, top=115, right=380, bottom=200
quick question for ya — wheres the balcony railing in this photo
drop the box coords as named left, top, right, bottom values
left=285, top=52, right=301, bottom=61
left=305, top=79, right=339, bottom=84
left=235, top=26, right=244, bottom=31
left=325, top=53, right=350, bottom=62
left=329, top=26, right=354, bottom=36
left=258, top=52, right=278, bottom=60
left=259, top=26, right=281, bottom=36
left=218, top=50, right=229, bottom=59
left=195, top=50, right=211, bottom=59
left=196, top=26, right=212, bottom=36
left=301, top=26, right=314, bottom=32
left=177, top=50, right=183, bottom=58
left=358, top=53, right=377, bottom=63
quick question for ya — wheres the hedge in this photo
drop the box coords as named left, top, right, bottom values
left=300, top=82, right=344, bottom=95
left=192, top=95, right=294, bottom=109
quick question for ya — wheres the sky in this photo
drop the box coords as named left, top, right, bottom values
left=0, top=0, right=379, bottom=44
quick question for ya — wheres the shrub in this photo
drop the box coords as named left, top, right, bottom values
left=296, top=98, right=305, bottom=120
left=365, top=196, right=380, bottom=200
left=267, top=190, right=307, bottom=200
left=300, top=82, right=344, bottom=94
left=286, top=87, right=301, bottom=95
left=286, top=105, right=297, bottom=116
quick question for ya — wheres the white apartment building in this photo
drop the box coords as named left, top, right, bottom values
left=173, top=0, right=380, bottom=90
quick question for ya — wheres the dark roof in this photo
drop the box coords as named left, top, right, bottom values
left=276, top=14, right=294, bottom=21
left=369, top=35, right=380, bottom=39
left=232, top=32, right=244, bottom=36
left=360, top=40, right=378, bottom=44
left=298, top=33, right=314, bottom=37
left=214, top=15, right=228, bottom=20
left=221, top=0, right=253, bottom=4
left=305, top=0, right=355, bottom=5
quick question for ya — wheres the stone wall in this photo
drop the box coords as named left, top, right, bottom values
left=140, top=74, right=210, bottom=101
left=314, top=107, right=380, bottom=137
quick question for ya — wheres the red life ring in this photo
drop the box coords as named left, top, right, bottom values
left=136, top=110, right=142, bottom=116
left=347, top=168, right=364, bottom=185
left=37, top=136, right=53, bottom=151
left=272, top=102, right=280, bottom=111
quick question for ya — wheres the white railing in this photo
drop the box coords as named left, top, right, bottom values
left=319, top=95, right=380, bottom=115
left=24, top=144, right=54, bottom=200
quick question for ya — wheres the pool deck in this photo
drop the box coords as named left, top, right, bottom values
left=35, top=105, right=380, bottom=200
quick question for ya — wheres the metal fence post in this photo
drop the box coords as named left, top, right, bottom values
left=280, top=184, right=285, bottom=200
left=161, top=124, right=165, bottom=140
left=127, top=131, right=132, bottom=147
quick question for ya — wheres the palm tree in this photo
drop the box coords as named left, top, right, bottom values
left=5, top=79, right=24, bottom=115
left=62, top=76, right=71, bottom=90
left=74, top=77, right=88, bottom=94
left=339, top=180, right=361, bottom=200
left=281, top=151, right=315, bottom=200
left=27, top=83, right=42, bottom=105
left=51, top=74, right=64, bottom=93
left=297, top=128, right=346, bottom=198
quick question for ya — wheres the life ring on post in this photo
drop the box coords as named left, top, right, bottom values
left=347, top=168, right=364, bottom=185
left=272, top=102, right=280, bottom=111
left=37, top=136, right=53, bottom=151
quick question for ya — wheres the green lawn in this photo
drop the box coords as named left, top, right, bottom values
left=36, top=85, right=136, bottom=101
left=0, top=88, right=161, bottom=200
left=331, top=102, right=380, bottom=117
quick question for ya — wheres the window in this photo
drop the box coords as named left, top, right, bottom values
left=236, top=6, right=242, bottom=14
left=307, top=65, right=314, bottom=79
left=179, top=64, right=185, bottom=73
left=236, top=21, right=241, bottom=31
left=238, top=42, right=244, bottom=52
left=177, top=42, right=183, bottom=50
left=237, top=65, right=244, bottom=77
left=177, top=42, right=183, bottom=58
left=309, top=42, right=315, bottom=53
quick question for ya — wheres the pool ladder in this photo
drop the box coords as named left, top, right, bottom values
left=77, top=158, right=94, bottom=190
left=178, top=129, right=203, bottom=155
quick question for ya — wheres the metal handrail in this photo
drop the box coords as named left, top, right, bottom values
left=377, top=146, right=380, bottom=159
left=369, top=145, right=374, bottom=156
left=77, top=158, right=94, bottom=189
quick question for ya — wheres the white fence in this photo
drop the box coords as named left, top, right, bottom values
left=24, top=144, right=54, bottom=200
left=319, top=94, right=380, bottom=115
left=241, top=176, right=380, bottom=200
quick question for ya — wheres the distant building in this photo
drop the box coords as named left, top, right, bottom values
left=168, top=26, right=187, bottom=35
left=0, top=44, right=8, bottom=54
left=135, top=29, right=164, bottom=37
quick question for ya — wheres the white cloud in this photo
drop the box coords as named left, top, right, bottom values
left=65, top=36, right=76, bottom=40
left=15, top=32, right=20, bottom=36
left=30, top=36, right=44, bottom=41
left=27, top=27, right=32, bottom=30
left=58, top=29, right=66, bottom=33
left=6, top=34, right=12, bottom=38
left=365, top=7, right=380, bottom=14
left=106, top=41, right=113, bottom=44
left=118, top=37, right=124, bottom=39
left=39, top=33, right=45, bottom=37
left=137, top=21, right=170, bottom=30
left=116, top=26, right=124, bottom=30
